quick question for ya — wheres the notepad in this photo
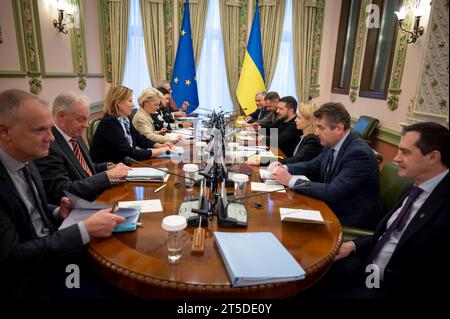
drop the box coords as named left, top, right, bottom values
left=60, top=192, right=141, bottom=232
left=279, top=208, right=325, bottom=224
left=126, top=168, right=170, bottom=182
left=251, top=182, right=286, bottom=193
left=214, top=232, right=305, bottom=287
left=119, top=199, right=163, bottom=213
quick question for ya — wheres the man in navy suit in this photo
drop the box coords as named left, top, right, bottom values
left=313, top=122, right=449, bottom=299
left=0, top=89, right=125, bottom=299
left=34, top=92, right=130, bottom=204
left=244, top=91, right=267, bottom=124
left=271, top=102, right=382, bottom=229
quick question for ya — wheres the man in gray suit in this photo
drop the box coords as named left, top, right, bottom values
left=34, top=92, right=130, bottom=204
left=0, top=89, right=125, bottom=298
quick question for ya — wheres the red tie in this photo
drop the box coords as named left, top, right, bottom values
left=70, top=138, right=93, bottom=177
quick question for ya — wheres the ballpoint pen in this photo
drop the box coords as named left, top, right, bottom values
left=154, top=184, right=167, bottom=193
left=111, top=202, right=118, bottom=214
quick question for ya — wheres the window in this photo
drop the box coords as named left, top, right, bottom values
left=269, top=0, right=297, bottom=98
left=122, top=0, right=151, bottom=106
left=331, top=0, right=361, bottom=94
left=359, top=0, right=401, bottom=99
left=196, top=0, right=233, bottom=113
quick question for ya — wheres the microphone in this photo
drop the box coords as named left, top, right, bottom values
left=123, top=156, right=198, bottom=184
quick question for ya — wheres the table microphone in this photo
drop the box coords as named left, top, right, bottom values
left=123, top=156, right=198, bottom=184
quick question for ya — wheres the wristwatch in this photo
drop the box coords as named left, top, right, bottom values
left=107, top=162, right=115, bottom=169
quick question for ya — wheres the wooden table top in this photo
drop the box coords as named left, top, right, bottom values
left=88, top=139, right=342, bottom=299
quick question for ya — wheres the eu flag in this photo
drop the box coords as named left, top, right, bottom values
left=170, top=0, right=199, bottom=114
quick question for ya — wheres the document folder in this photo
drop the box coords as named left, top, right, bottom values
left=59, top=192, right=141, bottom=232
left=214, top=232, right=305, bottom=287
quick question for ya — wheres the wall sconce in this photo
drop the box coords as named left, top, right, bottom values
left=53, top=1, right=75, bottom=34
left=394, top=3, right=427, bottom=44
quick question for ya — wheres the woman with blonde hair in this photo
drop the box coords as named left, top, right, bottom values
left=132, top=87, right=182, bottom=144
left=247, top=102, right=322, bottom=166
left=90, top=86, right=173, bottom=163
left=278, top=102, right=322, bottom=164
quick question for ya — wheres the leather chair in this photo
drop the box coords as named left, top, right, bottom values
left=353, top=115, right=379, bottom=145
left=342, top=162, right=410, bottom=241
left=86, top=119, right=101, bottom=149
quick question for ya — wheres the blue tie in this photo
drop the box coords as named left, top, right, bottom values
left=122, top=118, right=133, bottom=146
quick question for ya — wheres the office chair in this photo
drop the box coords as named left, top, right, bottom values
left=129, top=108, right=138, bottom=122
left=86, top=119, right=101, bottom=149
left=353, top=115, right=379, bottom=145
left=341, top=162, right=410, bottom=241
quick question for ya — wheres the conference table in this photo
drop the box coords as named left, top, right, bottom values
left=88, top=129, right=342, bottom=299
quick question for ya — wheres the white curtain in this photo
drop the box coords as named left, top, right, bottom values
left=269, top=0, right=296, bottom=99
left=122, top=0, right=151, bottom=106
left=196, top=0, right=233, bottom=114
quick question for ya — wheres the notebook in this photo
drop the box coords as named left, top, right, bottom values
left=279, top=208, right=324, bottom=224
left=214, top=232, right=305, bottom=287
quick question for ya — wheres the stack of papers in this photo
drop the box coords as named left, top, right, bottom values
left=214, top=232, right=305, bottom=287
left=119, top=199, right=163, bottom=213
left=126, top=168, right=170, bottom=182
left=279, top=208, right=324, bottom=224
left=60, top=192, right=141, bottom=232
left=251, top=182, right=285, bottom=193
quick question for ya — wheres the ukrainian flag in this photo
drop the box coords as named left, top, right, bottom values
left=236, top=1, right=266, bottom=115
left=171, top=0, right=199, bottom=114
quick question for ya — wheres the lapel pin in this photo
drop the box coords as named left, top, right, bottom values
left=419, top=213, right=426, bottom=219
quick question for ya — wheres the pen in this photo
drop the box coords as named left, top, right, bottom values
left=154, top=184, right=167, bottom=193
left=136, top=222, right=144, bottom=227
left=111, top=202, right=118, bottom=214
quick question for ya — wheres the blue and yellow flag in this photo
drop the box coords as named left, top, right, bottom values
left=171, top=0, right=199, bottom=114
left=236, top=1, right=266, bottom=115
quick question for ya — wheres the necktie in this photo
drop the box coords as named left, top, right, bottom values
left=365, top=186, right=424, bottom=265
left=323, top=148, right=335, bottom=183
left=21, top=164, right=56, bottom=232
left=70, top=138, right=93, bottom=177
left=122, top=118, right=133, bottom=146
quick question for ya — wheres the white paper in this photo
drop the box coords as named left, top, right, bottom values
left=251, top=182, right=285, bottom=193
left=127, top=167, right=167, bottom=178
left=118, top=199, right=163, bottom=213
left=258, top=151, right=276, bottom=157
left=279, top=208, right=324, bottom=223
left=238, top=135, right=255, bottom=141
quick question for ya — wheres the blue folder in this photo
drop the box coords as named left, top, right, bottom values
left=60, top=192, right=141, bottom=232
left=214, top=232, right=305, bottom=287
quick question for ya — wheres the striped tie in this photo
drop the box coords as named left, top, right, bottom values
left=70, top=138, right=93, bottom=177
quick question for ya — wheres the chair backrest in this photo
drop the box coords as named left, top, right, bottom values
left=86, top=119, right=101, bottom=149
left=380, top=162, right=410, bottom=214
left=128, top=108, right=138, bottom=123
left=353, top=115, right=379, bottom=142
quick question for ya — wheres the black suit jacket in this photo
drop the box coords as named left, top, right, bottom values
left=33, top=127, right=111, bottom=204
left=353, top=173, right=449, bottom=295
left=90, top=114, right=156, bottom=163
left=279, top=134, right=323, bottom=165
left=0, top=160, right=83, bottom=298
left=247, top=108, right=266, bottom=124
left=287, top=132, right=382, bottom=228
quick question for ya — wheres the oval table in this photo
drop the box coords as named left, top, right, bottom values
left=88, top=147, right=342, bottom=299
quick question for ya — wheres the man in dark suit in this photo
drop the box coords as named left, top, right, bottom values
left=271, top=102, right=382, bottom=229
left=0, top=89, right=124, bottom=299
left=244, top=91, right=267, bottom=124
left=313, top=122, right=449, bottom=299
left=34, top=92, right=130, bottom=204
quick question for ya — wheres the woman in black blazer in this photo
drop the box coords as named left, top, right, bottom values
left=248, top=103, right=322, bottom=166
left=278, top=103, right=322, bottom=165
left=90, top=86, right=173, bottom=164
